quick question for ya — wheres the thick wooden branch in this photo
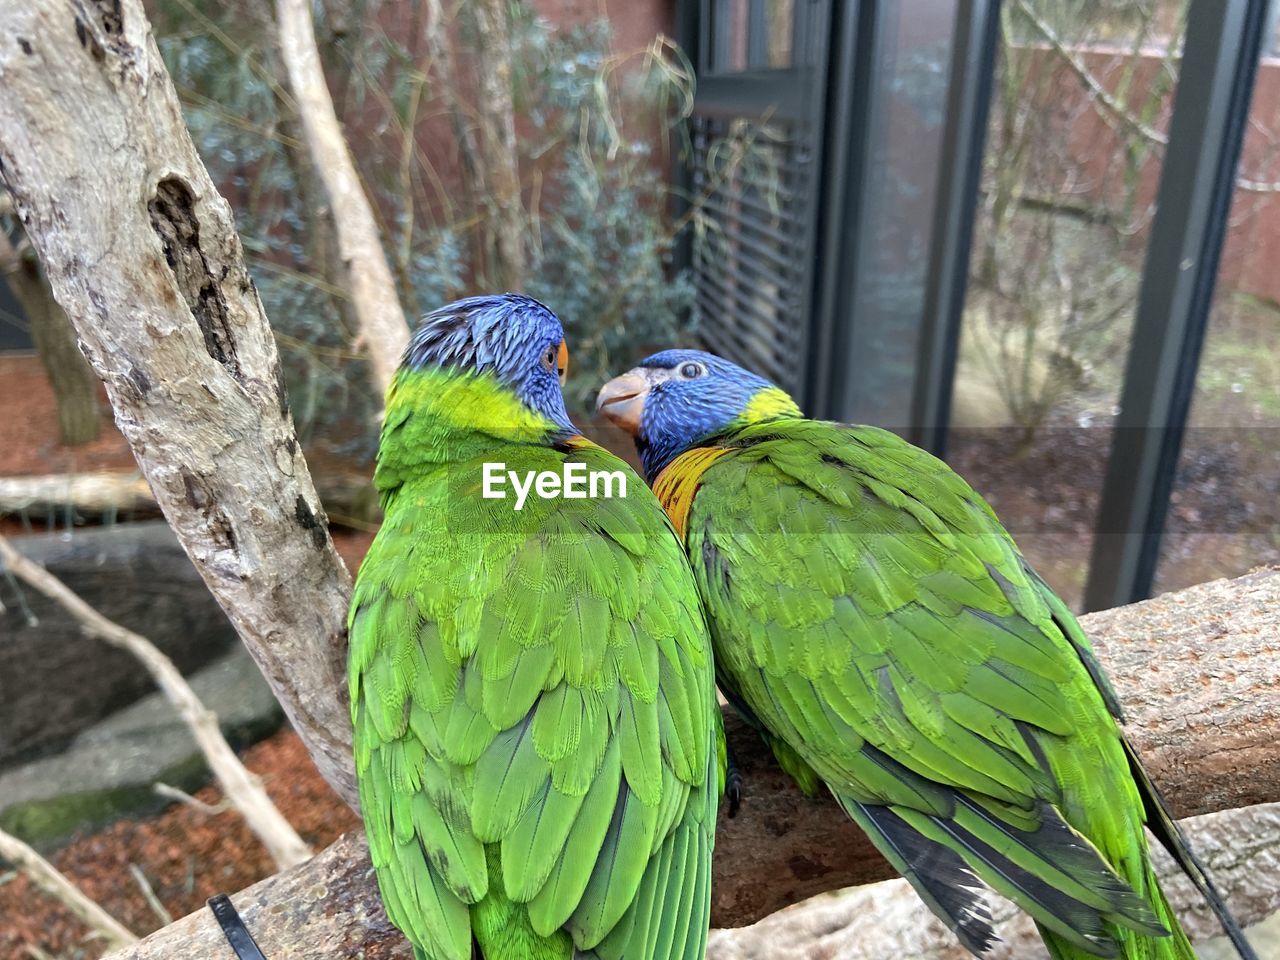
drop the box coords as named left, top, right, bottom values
left=0, top=470, right=376, bottom=523
left=103, top=569, right=1280, bottom=957
left=709, top=566, right=1280, bottom=926
left=0, top=472, right=156, bottom=517
left=707, top=804, right=1280, bottom=959
left=0, top=0, right=358, bottom=806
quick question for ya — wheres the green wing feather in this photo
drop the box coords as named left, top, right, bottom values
left=683, top=419, right=1199, bottom=959
left=352, top=423, right=718, bottom=960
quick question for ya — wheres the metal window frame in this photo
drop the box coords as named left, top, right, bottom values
left=806, top=0, right=1001, bottom=429
left=681, top=0, right=837, bottom=398
left=910, top=0, right=1002, bottom=456
left=802, top=0, right=880, bottom=418
left=1081, top=0, right=1271, bottom=612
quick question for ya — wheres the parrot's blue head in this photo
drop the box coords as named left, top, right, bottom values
left=597, top=349, right=801, bottom=481
left=401, top=293, right=573, bottom=432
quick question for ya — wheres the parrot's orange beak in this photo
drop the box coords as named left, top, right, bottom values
left=596, top=369, right=651, bottom=435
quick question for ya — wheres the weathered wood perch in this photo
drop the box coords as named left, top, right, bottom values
left=0, top=473, right=156, bottom=517
left=102, top=568, right=1280, bottom=957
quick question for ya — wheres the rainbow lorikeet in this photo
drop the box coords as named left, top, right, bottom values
left=349, top=299, right=720, bottom=960
left=597, top=349, right=1255, bottom=960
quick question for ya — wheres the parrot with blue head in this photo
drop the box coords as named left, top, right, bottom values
left=597, top=348, right=1255, bottom=960
left=349, top=300, right=720, bottom=960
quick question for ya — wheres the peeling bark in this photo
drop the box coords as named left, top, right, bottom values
left=0, top=0, right=358, bottom=807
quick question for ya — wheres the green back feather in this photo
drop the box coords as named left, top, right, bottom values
left=351, top=368, right=719, bottom=960
left=672, top=417, right=1204, bottom=959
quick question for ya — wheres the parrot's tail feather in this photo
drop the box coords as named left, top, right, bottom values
left=1040, top=862, right=1196, bottom=960
left=845, top=800, right=997, bottom=955
left=1122, top=738, right=1259, bottom=960
left=839, top=783, right=1177, bottom=958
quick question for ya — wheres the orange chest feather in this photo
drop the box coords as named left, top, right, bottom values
left=652, top=447, right=731, bottom=539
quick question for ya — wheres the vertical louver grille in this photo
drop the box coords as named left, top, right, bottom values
left=690, top=115, right=814, bottom=393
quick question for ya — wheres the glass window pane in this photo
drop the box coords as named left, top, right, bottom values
left=1154, top=49, right=1280, bottom=595
left=947, top=2, right=1189, bottom=611
left=766, top=0, right=794, bottom=69
left=715, top=0, right=750, bottom=73
left=837, top=0, right=959, bottom=427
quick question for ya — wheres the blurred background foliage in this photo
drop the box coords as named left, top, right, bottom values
left=150, top=0, right=696, bottom=460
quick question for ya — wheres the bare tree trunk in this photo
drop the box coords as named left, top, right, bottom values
left=275, top=0, right=409, bottom=396
left=461, top=0, right=525, bottom=290
left=423, top=0, right=485, bottom=272
left=245, top=0, right=363, bottom=345
left=0, top=0, right=358, bottom=807
left=0, top=229, right=100, bottom=445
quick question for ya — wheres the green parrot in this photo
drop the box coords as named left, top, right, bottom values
left=349, top=298, right=720, bottom=960
left=597, top=349, right=1255, bottom=960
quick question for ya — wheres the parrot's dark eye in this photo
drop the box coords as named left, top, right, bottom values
left=677, top=362, right=706, bottom=380
left=542, top=341, right=569, bottom=386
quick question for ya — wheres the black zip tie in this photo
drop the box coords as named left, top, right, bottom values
left=207, top=894, right=268, bottom=960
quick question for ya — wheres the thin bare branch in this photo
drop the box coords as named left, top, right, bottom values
left=1013, top=1, right=1168, bottom=146
left=0, top=828, right=138, bottom=951
left=127, top=864, right=174, bottom=927
left=275, top=0, right=409, bottom=396
left=0, top=536, right=312, bottom=871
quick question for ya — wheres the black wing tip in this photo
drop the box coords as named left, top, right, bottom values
left=1198, top=873, right=1261, bottom=960
left=1120, top=739, right=1259, bottom=960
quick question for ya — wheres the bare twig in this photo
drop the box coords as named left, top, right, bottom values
left=0, top=828, right=138, bottom=950
left=1013, top=0, right=1169, bottom=146
left=152, top=783, right=231, bottom=816
left=0, top=536, right=311, bottom=871
left=127, top=864, right=173, bottom=927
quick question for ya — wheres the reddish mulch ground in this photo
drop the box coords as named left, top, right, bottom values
left=0, top=729, right=360, bottom=960
left=0, top=356, right=135, bottom=477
